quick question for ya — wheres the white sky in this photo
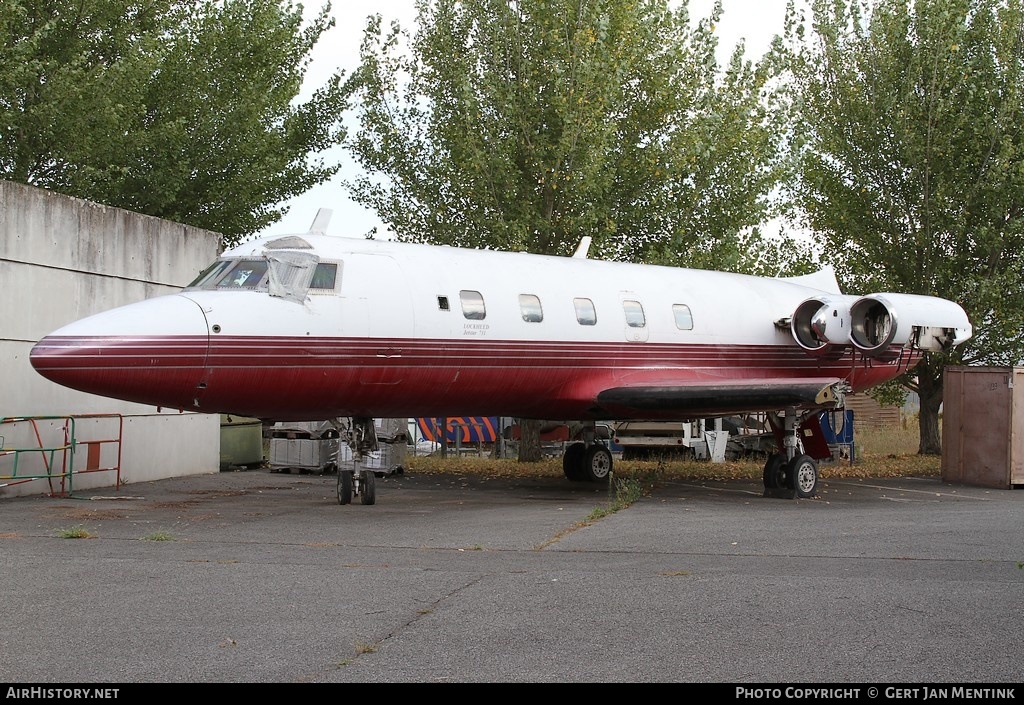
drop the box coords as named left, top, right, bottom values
left=254, top=0, right=795, bottom=240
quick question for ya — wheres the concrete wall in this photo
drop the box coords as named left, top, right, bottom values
left=1, top=181, right=223, bottom=497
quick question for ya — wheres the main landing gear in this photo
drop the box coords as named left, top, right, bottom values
left=762, top=452, right=819, bottom=498
left=562, top=423, right=613, bottom=484
left=762, top=407, right=819, bottom=499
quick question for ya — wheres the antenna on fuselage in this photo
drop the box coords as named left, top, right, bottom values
left=572, top=236, right=592, bottom=259
left=309, top=209, right=333, bottom=235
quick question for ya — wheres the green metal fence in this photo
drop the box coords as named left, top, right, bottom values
left=0, top=415, right=123, bottom=497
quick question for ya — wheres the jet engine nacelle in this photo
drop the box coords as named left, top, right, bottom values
left=790, top=295, right=859, bottom=355
left=849, top=293, right=973, bottom=356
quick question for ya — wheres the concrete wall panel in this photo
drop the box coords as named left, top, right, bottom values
left=1, top=181, right=224, bottom=498
left=1, top=181, right=216, bottom=283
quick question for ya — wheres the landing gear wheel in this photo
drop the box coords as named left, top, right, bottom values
left=338, top=470, right=353, bottom=505
left=562, top=443, right=587, bottom=482
left=762, top=453, right=786, bottom=490
left=360, top=469, right=377, bottom=505
left=787, top=454, right=819, bottom=498
left=583, top=445, right=613, bottom=484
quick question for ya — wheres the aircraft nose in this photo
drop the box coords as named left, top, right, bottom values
left=30, top=294, right=211, bottom=410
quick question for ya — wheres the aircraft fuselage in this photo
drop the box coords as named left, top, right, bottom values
left=29, top=233, right=971, bottom=423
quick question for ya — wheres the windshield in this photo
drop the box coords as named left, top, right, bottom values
left=185, top=256, right=340, bottom=299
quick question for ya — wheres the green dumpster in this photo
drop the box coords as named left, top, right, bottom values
left=219, top=415, right=264, bottom=471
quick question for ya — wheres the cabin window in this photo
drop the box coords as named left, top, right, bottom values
left=310, top=263, right=338, bottom=290
left=460, top=290, right=486, bottom=320
left=217, top=259, right=269, bottom=288
left=519, top=294, right=543, bottom=323
left=673, top=304, right=693, bottom=330
left=574, top=298, right=597, bottom=326
left=623, top=300, right=646, bottom=328
left=437, top=296, right=450, bottom=311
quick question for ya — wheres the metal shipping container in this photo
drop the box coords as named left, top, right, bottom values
left=267, top=421, right=342, bottom=474
left=941, top=366, right=1024, bottom=489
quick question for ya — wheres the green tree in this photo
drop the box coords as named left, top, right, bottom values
left=783, top=0, right=1024, bottom=454
left=344, top=0, right=804, bottom=461
left=0, top=0, right=348, bottom=246
left=345, top=0, right=800, bottom=270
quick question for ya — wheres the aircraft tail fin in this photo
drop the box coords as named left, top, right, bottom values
left=779, top=266, right=842, bottom=295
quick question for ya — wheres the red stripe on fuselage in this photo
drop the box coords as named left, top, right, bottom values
left=30, top=334, right=919, bottom=420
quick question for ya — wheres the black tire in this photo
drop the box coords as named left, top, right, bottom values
left=762, top=453, right=786, bottom=490
left=338, top=470, right=353, bottom=505
left=787, top=454, right=819, bottom=498
left=562, top=443, right=587, bottom=481
left=583, top=445, right=613, bottom=483
left=360, top=470, right=377, bottom=505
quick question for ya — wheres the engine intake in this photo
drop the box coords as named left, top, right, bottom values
left=790, top=295, right=857, bottom=355
left=850, top=293, right=972, bottom=356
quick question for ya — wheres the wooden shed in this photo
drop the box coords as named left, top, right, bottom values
left=843, top=393, right=903, bottom=430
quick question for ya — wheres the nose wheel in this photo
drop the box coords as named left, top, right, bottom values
left=337, top=469, right=377, bottom=506
left=332, top=416, right=379, bottom=506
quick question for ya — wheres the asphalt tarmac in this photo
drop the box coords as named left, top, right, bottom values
left=0, top=467, right=1022, bottom=684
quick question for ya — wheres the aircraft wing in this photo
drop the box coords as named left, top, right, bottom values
left=595, top=377, right=845, bottom=417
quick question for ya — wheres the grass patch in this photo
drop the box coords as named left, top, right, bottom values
left=57, top=525, right=94, bottom=539
left=355, top=640, right=377, bottom=654
left=142, top=531, right=175, bottom=541
left=403, top=424, right=940, bottom=482
left=585, top=476, right=647, bottom=521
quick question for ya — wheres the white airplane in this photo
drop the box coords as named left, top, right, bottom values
left=30, top=210, right=972, bottom=502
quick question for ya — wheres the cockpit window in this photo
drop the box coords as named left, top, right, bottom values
left=188, top=260, right=233, bottom=288
left=264, top=235, right=313, bottom=250
left=311, top=263, right=338, bottom=290
left=266, top=252, right=318, bottom=299
left=217, top=260, right=269, bottom=288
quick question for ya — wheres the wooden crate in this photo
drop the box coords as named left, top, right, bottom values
left=941, top=366, right=1024, bottom=489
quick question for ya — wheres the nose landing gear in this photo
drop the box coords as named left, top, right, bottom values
left=331, top=416, right=380, bottom=506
